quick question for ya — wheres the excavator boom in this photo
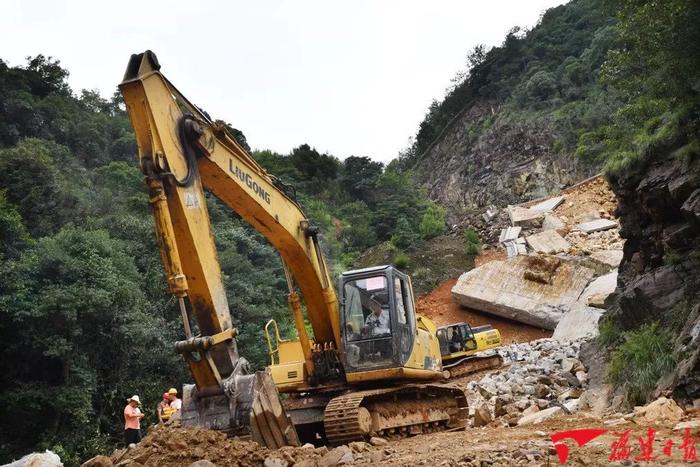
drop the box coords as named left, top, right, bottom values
left=119, top=51, right=341, bottom=440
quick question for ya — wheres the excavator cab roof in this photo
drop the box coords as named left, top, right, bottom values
left=341, top=264, right=395, bottom=277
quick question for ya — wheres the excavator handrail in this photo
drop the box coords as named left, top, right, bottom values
left=264, top=319, right=290, bottom=365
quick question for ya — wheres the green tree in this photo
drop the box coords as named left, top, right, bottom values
left=0, top=227, right=184, bottom=464
left=290, top=144, right=339, bottom=183
left=0, top=138, right=79, bottom=236
left=390, top=216, right=420, bottom=249
left=339, top=156, right=383, bottom=203
left=463, top=229, right=481, bottom=255
left=0, top=190, right=31, bottom=259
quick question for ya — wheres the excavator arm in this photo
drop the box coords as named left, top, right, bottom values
left=118, top=51, right=340, bottom=440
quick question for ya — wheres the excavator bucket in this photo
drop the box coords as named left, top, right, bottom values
left=181, top=370, right=300, bottom=448
left=250, top=371, right=301, bottom=449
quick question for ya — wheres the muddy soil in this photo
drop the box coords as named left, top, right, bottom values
left=108, top=424, right=328, bottom=467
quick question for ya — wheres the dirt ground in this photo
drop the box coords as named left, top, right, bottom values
left=416, top=278, right=551, bottom=344
left=105, top=414, right=698, bottom=467
left=374, top=415, right=697, bottom=466
left=540, top=175, right=618, bottom=226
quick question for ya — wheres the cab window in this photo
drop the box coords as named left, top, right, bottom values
left=343, top=275, right=390, bottom=342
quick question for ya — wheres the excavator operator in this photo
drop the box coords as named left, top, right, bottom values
left=363, top=299, right=390, bottom=337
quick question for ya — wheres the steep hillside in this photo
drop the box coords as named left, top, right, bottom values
left=399, top=0, right=615, bottom=229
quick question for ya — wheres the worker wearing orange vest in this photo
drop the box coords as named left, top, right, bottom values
left=157, top=392, right=176, bottom=423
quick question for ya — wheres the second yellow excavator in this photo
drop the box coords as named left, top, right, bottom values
left=119, top=50, right=501, bottom=448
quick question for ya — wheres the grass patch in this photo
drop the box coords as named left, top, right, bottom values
left=668, top=300, right=693, bottom=333
left=607, top=322, right=676, bottom=406
left=596, top=314, right=623, bottom=348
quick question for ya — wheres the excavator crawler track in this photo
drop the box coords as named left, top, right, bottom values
left=323, top=384, right=468, bottom=445
left=444, top=354, right=503, bottom=379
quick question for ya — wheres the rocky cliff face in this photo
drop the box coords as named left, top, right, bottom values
left=609, top=149, right=700, bottom=399
left=412, top=103, right=597, bottom=230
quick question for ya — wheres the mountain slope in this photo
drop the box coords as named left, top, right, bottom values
left=399, top=0, right=615, bottom=229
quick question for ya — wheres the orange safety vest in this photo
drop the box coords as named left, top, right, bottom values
left=159, top=402, right=176, bottom=421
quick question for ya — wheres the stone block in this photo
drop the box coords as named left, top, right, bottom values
left=576, top=218, right=618, bottom=233
left=552, top=303, right=603, bottom=341
left=530, top=196, right=565, bottom=213
left=517, top=407, right=563, bottom=426
left=579, top=270, right=617, bottom=305
left=499, top=226, right=522, bottom=243
left=508, top=206, right=544, bottom=227
left=590, top=249, right=623, bottom=269
left=504, top=240, right=519, bottom=258
left=525, top=230, right=571, bottom=254
left=542, top=214, right=566, bottom=231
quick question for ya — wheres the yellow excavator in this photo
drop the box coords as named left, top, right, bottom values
left=119, top=51, right=501, bottom=448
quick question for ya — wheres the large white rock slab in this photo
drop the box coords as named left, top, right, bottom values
left=451, top=256, right=595, bottom=329
left=499, top=226, right=522, bottom=243
left=525, top=230, right=571, bottom=254
left=542, top=214, right=566, bottom=231
left=508, top=206, right=544, bottom=227
left=579, top=270, right=617, bottom=307
left=576, top=218, right=618, bottom=233
left=517, top=406, right=563, bottom=425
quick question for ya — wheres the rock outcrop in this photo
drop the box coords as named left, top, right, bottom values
left=607, top=149, right=700, bottom=400
left=410, top=105, right=596, bottom=235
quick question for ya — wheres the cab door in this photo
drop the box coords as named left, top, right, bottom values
left=459, top=324, right=478, bottom=351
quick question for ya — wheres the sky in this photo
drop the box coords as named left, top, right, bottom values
left=2, top=0, right=565, bottom=162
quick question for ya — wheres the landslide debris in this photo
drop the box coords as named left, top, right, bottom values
left=454, top=338, right=590, bottom=428
left=97, top=424, right=326, bottom=467
left=449, top=175, right=623, bottom=337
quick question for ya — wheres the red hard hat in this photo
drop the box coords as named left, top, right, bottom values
left=162, top=392, right=170, bottom=399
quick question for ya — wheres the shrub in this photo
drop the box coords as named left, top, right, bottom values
left=393, top=253, right=410, bottom=270
left=606, top=322, right=676, bottom=406
left=596, top=314, right=622, bottom=348
left=418, top=205, right=447, bottom=240
left=390, top=217, right=420, bottom=249
left=463, top=228, right=481, bottom=255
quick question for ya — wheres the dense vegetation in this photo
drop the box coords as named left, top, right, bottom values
left=400, top=0, right=617, bottom=168
left=401, top=0, right=699, bottom=179
left=0, top=55, right=438, bottom=464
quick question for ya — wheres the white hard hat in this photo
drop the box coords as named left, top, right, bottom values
left=127, top=395, right=141, bottom=405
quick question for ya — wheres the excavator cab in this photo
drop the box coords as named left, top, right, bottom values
left=339, top=266, right=419, bottom=374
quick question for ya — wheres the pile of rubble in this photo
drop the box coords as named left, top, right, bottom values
left=458, top=338, right=590, bottom=428
left=501, top=176, right=622, bottom=259
left=453, top=175, right=623, bottom=337
left=81, top=424, right=390, bottom=467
